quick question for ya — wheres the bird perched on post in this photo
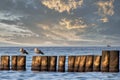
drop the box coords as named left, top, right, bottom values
left=19, top=48, right=29, bottom=54
left=34, top=48, right=44, bottom=55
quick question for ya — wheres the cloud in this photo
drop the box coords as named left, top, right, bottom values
left=0, top=0, right=119, bottom=46
left=37, top=22, right=88, bottom=42
left=0, top=11, right=24, bottom=21
left=37, top=23, right=81, bottom=41
left=0, top=11, right=37, bottom=41
left=59, top=18, right=87, bottom=30
left=41, top=0, right=84, bottom=13
left=0, top=37, right=23, bottom=45
left=99, top=17, right=109, bottom=23
left=37, top=23, right=78, bottom=40
left=96, top=0, right=114, bottom=23
left=0, top=22, right=36, bottom=42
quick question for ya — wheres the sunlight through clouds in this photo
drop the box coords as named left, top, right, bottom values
left=59, top=18, right=87, bottom=30
left=37, top=23, right=81, bottom=41
left=0, top=0, right=119, bottom=46
left=41, top=0, right=84, bottom=13
left=96, top=0, right=114, bottom=23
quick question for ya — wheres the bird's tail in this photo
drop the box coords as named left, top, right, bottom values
left=40, top=51, right=44, bottom=55
left=26, top=52, right=29, bottom=54
left=24, top=50, right=29, bottom=54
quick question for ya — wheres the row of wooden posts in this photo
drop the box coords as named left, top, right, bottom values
left=0, top=50, right=119, bottom=72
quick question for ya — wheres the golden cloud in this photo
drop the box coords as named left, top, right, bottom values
left=59, top=18, right=87, bottom=30
left=41, top=0, right=83, bottom=13
left=97, top=0, right=114, bottom=23
left=100, top=17, right=109, bottom=23
left=37, top=23, right=83, bottom=41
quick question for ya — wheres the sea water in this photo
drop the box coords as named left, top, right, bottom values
left=0, top=46, right=120, bottom=80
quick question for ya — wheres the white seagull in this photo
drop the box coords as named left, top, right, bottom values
left=34, top=48, right=44, bottom=55
left=19, top=48, right=29, bottom=54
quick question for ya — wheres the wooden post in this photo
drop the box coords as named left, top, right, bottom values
left=74, top=56, right=81, bottom=72
left=109, top=50, right=119, bottom=72
left=58, top=56, right=66, bottom=72
left=85, top=55, right=93, bottom=72
left=93, top=56, right=101, bottom=72
left=31, top=56, right=41, bottom=71
left=101, top=51, right=110, bottom=72
left=78, top=56, right=86, bottom=72
left=11, top=56, right=17, bottom=70
left=41, top=56, right=48, bottom=71
left=0, top=56, right=10, bottom=70
left=17, top=56, right=26, bottom=71
left=68, top=56, right=75, bottom=72
left=49, top=56, right=57, bottom=71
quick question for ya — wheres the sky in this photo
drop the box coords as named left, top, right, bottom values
left=0, top=0, right=120, bottom=46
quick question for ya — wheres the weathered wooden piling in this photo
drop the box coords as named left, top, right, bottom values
left=0, top=56, right=10, bottom=70
left=85, top=55, right=93, bottom=72
left=68, top=56, right=75, bottom=72
left=41, top=56, right=48, bottom=71
left=49, top=56, right=57, bottom=71
left=93, top=56, right=101, bottom=71
left=11, top=56, right=17, bottom=70
left=0, top=49, right=119, bottom=72
left=78, top=56, right=86, bottom=72
left=17, top=56, right=26, bottom=70
left=31, top=56, right=41, bottom=71
left=58, top=56, right=66, bottom=72
left=101, top=51, right=110, bottom=72
left=109, top=50, right=119, bottom=72
left=74, top=56, right=81, bottom=72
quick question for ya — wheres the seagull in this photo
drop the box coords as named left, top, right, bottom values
left=19, top=48, right=29, bottom=54
left=34, top=48, right=44, bottom=55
